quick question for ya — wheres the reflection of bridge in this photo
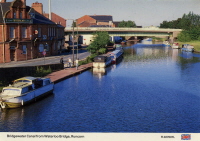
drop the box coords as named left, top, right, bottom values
left=65, top=27, right=182, bottom=45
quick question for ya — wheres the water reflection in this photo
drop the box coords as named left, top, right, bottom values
left=2, top=43, right=200, bottom=132
left=124, top=44, right=170, bottom=62
left=93, top=67, right=107, bottom=78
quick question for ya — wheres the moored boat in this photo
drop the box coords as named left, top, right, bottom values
left=171, top=43, right=180, bottom=49
left=181, top=44, right=194, bottom=52
left=93, top=55, right=112, bottom=68
left=110, top=46, right=124, bottom=64
left=163, top=41, right=170, bottom=47
left=141, top=38, right=153, bottom=44
left=0, top=76, right=54, bottom=109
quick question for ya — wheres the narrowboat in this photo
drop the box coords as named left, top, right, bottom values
left=181, top=44, right=194, bottom=52
left=93, top=55, right=112, bottom=68
left=0, top=76, right=54, bottom=109
left=110, top=46, right=124, bottom=64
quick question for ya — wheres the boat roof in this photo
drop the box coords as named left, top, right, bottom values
left=14, top=76, right=37, bottom=82
left=3, top=82, right=32, bottom=90
left=111, top=50, right=121, bottom=54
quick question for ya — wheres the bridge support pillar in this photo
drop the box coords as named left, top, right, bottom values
left=169, top=37, right=175, bottom=43
left=110, top=36, right=115, bottom=42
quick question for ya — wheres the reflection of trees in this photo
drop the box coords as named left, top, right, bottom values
left=123, top=47, right=170, bottom=62
left=177, top=56, right=200, bottom=70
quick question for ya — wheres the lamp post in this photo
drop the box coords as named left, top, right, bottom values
left=76, top=21, right=79, bottom=60
left=67, top=19, right=77, bottom=66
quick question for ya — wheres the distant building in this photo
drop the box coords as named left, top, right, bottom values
left=0, top=0, right=65, bottom=63
left=76, top=15, right=114, bottom=27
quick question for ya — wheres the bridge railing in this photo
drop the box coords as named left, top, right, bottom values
left=65, top=27, right=182, bottom=32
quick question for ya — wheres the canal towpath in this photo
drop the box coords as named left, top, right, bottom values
left=45, top=63, right=93, bottom=83
left=45, top=51, right=113, bottom=84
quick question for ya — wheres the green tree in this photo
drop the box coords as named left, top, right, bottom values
left=86, top=31, right=110, bottom=54
left=118, top=20, right=136, bottom=27
left=177, top=31, right=191, bottom=42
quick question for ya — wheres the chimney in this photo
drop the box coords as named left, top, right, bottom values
left=1, top=0, right=6, bottom=3
left=32, top=2, right=43, bottom=15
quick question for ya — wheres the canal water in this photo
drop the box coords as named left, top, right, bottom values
left=1, top=43, right=200, bottom=132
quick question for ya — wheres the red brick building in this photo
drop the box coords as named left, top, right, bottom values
left=0, top=0, right=65, bottom=63
left=76, top=15, right=114, bottom=27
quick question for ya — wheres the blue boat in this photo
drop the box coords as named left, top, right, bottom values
left=181, top=44, right=194, bottom=52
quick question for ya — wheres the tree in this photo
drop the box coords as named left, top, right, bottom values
left=118, top=20, right=136, bottom=28
left=177, top=31, right=191, bottom=42
left=86, top=31, right=110, bottom=54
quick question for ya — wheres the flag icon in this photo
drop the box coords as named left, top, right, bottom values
left=181, top=134, right=191, bottom=140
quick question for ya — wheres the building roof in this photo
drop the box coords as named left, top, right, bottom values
left=89, top=15, right=113, bottom=22
left=0, top=2, right=63, bottom=27
left=0, top=2, right=12, bottom=23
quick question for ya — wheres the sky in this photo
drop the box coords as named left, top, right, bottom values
left=17, top=0, right=200, bottom=27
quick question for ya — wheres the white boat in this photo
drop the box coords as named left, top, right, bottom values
left=0, top=76, right=54, bottom=109
left=171, top=43, right=180, bottom=49
left=93, top=55, right=112, bottom=68
left=163, top=41, right=170, bottom=47
left=110, top=46, right=124, bottom=64
left=141, top=38, right=153, bottom=44
left=181, top=44, right=194, bottom=52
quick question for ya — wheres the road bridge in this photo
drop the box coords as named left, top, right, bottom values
left=65, top=27, right=182, bottom=45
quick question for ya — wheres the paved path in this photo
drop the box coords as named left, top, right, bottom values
left=45, top=63, right=93, bottom=83
left=0, top=51, right=90, bottom=68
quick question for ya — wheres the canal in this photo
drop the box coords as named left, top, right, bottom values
left=1, top=43, right=200, bottom=132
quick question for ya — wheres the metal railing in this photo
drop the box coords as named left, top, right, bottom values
left=65, top=27, right=182, bottom=32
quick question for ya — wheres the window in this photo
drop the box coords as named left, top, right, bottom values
left=44, top=80, right=50, bottom=86
left=38, top=28, right=41, bottom=37
left=13, top=12, right=16, bottom=18
left=45, top=43, right=49, bottom=51
left=22, top=27, right=27, bottom=38
left=39, top=44, right=44, bottom=52
left=10, top=27, right=15, bottom=38
left=20, top=12, right=22, bottom=19
left=22, top=45, right=27, bottom=54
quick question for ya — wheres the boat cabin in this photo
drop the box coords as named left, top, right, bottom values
left=1, top=77, right=52, bottom=96
left=94, top=55, right=111, bottom=63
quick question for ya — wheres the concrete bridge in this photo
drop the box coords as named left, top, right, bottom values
left=65, top=27, right=182, bottom=45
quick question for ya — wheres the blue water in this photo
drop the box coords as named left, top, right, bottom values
left=1, top=44, right=200, bottom=132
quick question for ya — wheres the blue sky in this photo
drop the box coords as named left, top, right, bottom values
left=23, top=0, right=200, bottom=27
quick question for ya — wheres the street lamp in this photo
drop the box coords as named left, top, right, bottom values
left=66, top=19, right=77, bottom=66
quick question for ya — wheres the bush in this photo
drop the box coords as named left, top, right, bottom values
left=78, top=54, right=97, bottom=65
left=34, top=66, right=52, bottom=77
left=98, top=48, right=107, bottom=54
left=177, top=32, right=191, bottom=42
